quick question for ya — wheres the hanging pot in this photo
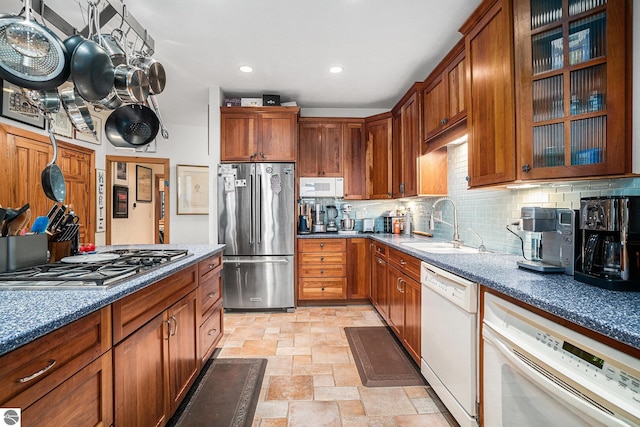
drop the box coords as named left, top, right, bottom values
left=113, top=64, right=149, bottom=103
left=105, top=104, right=159, bottom=147
left=41, top=115, right=66, bottom=203
left=0, top=0, right=70, bottom=90
left=60, top=86, right=95, bottom=135
left=93, top=29, right=127, bottom=67
left=130, top=55, right=166, bottom=95
left=22, top=88, right=61, bottom=114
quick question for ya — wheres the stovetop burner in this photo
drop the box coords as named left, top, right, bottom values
left=0, top=249, right=190, bottom=289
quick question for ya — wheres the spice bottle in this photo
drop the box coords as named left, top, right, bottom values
left=393, top=220, right=401, bottom=234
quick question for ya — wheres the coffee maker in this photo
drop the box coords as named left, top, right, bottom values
left=312, top=204, right=326, bottom=233
left=517, top=207, right=579, bottom=275
left=574, top=196, right=640, bottom=291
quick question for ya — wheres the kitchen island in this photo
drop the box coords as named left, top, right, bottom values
left=298, top=233, right=640, bottom=353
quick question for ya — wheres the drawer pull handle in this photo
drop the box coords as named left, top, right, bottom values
left=208, top=292, right=217, bottom=299
left=320, top=243, right=325, bottom=248
left=208, top=264, right=216, bottom=270
left=320, top=257, right=325, bottom=262
left=208, top=329, right=218, bottom=336
left=167, top=316, right=178, bottom=338
left=320, top=270, right=324, bottom=274
left=18, top=360, right=56, bottom=383
left=400, top=259, right=407, bottom=265
left=377, top=258, right=384, bottom=265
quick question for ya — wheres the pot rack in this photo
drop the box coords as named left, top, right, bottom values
left=29, top=0, right=154, bottom=52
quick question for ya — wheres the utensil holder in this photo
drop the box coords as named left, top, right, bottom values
left=2, top=235, right=48, bottom=271
left=49, top=240, right=71, bottom=263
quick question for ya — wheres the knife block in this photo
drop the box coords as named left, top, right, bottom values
left=49, top=239, right=71, bottom=263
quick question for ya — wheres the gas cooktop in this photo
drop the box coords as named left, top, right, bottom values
left=0, top=249, right=191, bottom=289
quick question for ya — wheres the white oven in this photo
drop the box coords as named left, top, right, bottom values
left=421, top=262, right=478, bottom=427
left=483, top=293, right=640, bottom=426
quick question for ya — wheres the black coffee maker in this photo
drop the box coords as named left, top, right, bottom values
left=574, top=196, right=640, bottom=291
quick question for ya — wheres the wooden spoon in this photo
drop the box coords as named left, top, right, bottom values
left=8, top=208, right=31, bottom=236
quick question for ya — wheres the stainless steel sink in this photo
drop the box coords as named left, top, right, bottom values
left=401, top=241, right=479, bottom=254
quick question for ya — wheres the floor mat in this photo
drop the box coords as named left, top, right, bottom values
left=345, top=326, right=426, bottom=387
left=167, top=356, right=267, bottom=427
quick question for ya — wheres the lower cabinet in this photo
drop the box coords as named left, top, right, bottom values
left=370, top=242, right=389, bottom=319
left=346, top=238, right=371, bottom=300
left=298, top=239, right=347, bottom=301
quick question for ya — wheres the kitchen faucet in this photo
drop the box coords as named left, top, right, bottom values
left=429, top=197, right=463, bottom=248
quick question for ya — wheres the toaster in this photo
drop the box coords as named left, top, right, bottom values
left=362, top=218, right=375, bottom=233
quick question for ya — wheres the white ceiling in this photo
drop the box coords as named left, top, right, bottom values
left=5, top=0, right=483, bottom=126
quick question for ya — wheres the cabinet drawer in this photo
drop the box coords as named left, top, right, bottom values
left=198, top=253, right=222, bottom=281
left=388, top=248, right=421, bottom=281
left=299, top=253, right=346, bottom=264
left=199, top=301, right=224, bottom=362
left=298, top=264, right=346, bottom=278
left=372, top=242, right=388, bottom=259
left=0, top=307, right=111, bottom=409
left=199, top=269, right=222, bottom=316
left=298, top=239, right=346, bottom=253
left=113, top=265, right=198, bottom=343
left=299, top=277, right=346, bottom=300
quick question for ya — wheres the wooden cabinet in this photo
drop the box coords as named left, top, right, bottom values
left=298, top=120, right=343, bottom=176
left=513, top=0, right=631, bottom=180
left=461, top=0, right=517, bottom=187
left=419, top=148, right=448, bottom=196
left=422, top=39, right=467, bottom=144
left=220, top=107, right=300, bottom=162
left=365, top=113, right=393, bottom=199
left=0, top=124, right=95, bottom=244
left=298, top=239, right=347, bottom=301
left=342, top=121, right=366, bottom=199
left=346, top=238, right=371, bottom=300
left=113, top=266, right=199, bottom=426
left=197, top=253, right=224, bottom=362
left=392, top=86, right=421, bottom=198
left=370, top=241, right=389, bottom=321
left=0, top=307, right=111, bottom=424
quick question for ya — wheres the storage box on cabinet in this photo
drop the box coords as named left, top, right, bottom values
left=298, top=239, right=347, bottom=301
left=0, top=307, right=111, bottom=411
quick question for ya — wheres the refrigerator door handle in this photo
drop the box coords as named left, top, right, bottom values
left=223, top=258, right=290, bottom=264
left=249, top=173, right=254, bottom=245
left=257, top=174, right=262, bottom=244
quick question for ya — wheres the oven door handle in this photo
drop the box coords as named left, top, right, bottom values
left=483, top=325, right=630, bottom=427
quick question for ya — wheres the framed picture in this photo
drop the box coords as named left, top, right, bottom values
left=136, top=165, right=152, bottom=202
left=115, top=162, right=128, bottom=185
left=0, top=80, right=45, bottom=129
left=96, top=169, right=106, bottom=232
left=52, top=108, right=73, bottom=138
left=75, top=115, right=103, bottom=145
left=177, top=164, right=209, bottom=215
left=113, top=185, right=129, bottom=219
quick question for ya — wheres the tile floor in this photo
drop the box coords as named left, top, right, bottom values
left=218, top=305, right=457, bottom=427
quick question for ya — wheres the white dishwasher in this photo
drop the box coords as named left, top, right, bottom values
left=421, top=261, right=478, bottom=427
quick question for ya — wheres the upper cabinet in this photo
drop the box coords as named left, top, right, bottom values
left=392, top=86, right=421, bottom=198
left=365, top=113, right=393, bottom=199
left=220, top=107, right=300, bottom=162
left=422, top=39, right=467, bottom=145
left=298, top=120, right=343, bottom=177
left=461, top=0, right=517, bottom=188
left=342, top=121, right=366, bottom=200
left=514, top=0, right=631, bottom=180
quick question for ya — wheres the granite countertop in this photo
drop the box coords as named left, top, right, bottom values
left=0, top=244, right=225, bottom=357
left=298, top=232, right=640, bottom=351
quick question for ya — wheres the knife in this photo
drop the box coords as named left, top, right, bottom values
left=49, top=205, right=67, bottom=232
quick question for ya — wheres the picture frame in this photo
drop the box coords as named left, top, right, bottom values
left=113, top=185, right=129, bottom=219
left=0, top=80, right=46, bottom=129
left=136, top=165, right=152, bottom=202
left=177, top=164, right=209, bottom=215
left=115, top=162, right=128, bottom=185
left=74, top=115, right=103, bottom=145
left=96, top=169, right=106, bottom=232
left=52, top=108, right=73, bottom=138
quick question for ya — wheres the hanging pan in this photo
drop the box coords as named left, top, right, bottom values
left=60, top=86, right=95, bottom=135
left=0, top=0, right=70, bottom=90
left=41, top=115, right=66, bottom=202
left=105, top=104, right=159, bottom=147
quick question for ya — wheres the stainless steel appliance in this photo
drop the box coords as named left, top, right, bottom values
left=218, top=163, right=295, bottom=310
left=312, top=203, right=326, bottom=233
left=517, top=207, right=579, bottom=274
left=325, top=205, right=338, bottom=232
left=341, top=203, right=355, bottom=231
left=421, top=262, right=478, bottom=427
left=575, top=196, right=640, bottom=291
left=483, top=292, right=640, bottom=426
left=0, top=248, right=190, bottom=289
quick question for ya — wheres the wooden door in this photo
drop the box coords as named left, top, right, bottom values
left=387, top=264, right=404, bottom=338
left=365, top=114, right=392, bottom=199
left=463, top=0, right=517, bottom=187
left=318, top=123, right=343, bottom=176
left=392, top=112, right=403, bottom=198
left=400, top=92, right=420, bottom=197
left=298, top=123, right=321, bottom=176
left=371, top=255, right=388, bottom=321
left=220, top=112, right=257, bottom=161
left=114, top=313, right=169, bottom=427
left=346, top=238, right=370, bottom=300
left=167, top=291, right=199, bottom=413
left=402, top=275, right=421, bottom=364
left=58, top=145, right=93, bottom=244
left=342, top=122, right=365, bottom=199
left=447, top=52, right=466, bottom=126
left=259, top=113, right=297, bottom=161
left=423, top=76, right=447, bottom=139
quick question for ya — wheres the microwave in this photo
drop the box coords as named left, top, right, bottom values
left=299, top=177, right=344, bottom=198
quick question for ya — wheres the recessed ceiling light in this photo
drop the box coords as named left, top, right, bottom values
left=329, top=66, right=343, bottom=74
left=240, top=66, right=253, bottom=73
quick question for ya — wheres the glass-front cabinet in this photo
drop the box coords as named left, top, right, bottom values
left=515, top=0, right=630, bottom=180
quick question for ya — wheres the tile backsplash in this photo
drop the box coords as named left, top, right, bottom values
left=306, top=142, right=640, bottom=256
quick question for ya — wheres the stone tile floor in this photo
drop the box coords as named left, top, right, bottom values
left=218, top=305, right=458, bottom=427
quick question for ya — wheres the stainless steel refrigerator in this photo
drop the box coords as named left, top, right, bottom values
left=218, top=163, right=295, bottom=310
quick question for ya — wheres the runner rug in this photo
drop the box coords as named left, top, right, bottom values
left=345, top=326, right=426, bottom=387
left=167, top=357, right=267, bottom=427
